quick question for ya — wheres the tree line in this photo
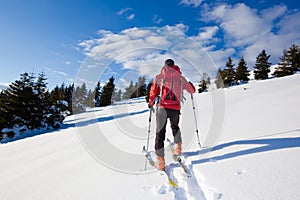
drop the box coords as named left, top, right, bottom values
left=0, top=72, right=70, bottom=140
left=1, top=43, right=299, bottom=141
left=0, top=74, right=149, bottom=140
left=214, top=44, right=300, bottom=89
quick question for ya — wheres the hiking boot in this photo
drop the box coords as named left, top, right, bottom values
left=174, top=143, right=182, bottom=156
left=156, top=156, right=165, bottom=171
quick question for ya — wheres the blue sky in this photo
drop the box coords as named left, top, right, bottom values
left=0, top=0, right=299, bottom=90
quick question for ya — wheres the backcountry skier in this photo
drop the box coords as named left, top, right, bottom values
left=148, top=59, right=196, bottom=170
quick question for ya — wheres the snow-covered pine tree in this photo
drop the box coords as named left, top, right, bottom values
left=100, top=76, right=115, bottom=107
left=198, top=73, right=211, bottom=93
left=273, top=49, right=294, bottom=77
left=30, top=72, right=49, bottom=129
left=198, top=80, right=207, bottom=93
left=4, top=73, right=35, bottom=132
left=235, top=57, right=250, bottom=84
left=0, top=71, right=70, bottom=140
left=47, top=83, right=69, bottom=129
left=254, top=50, right=272, bottom=80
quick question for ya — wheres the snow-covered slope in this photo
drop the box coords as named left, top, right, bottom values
left=1, top=74, right=300, bottom=200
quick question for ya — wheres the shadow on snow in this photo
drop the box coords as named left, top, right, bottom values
left=1, top=109, right=149, bottom=144
left=75, top=109, right=148, bottom=127
left=185, top=130, right=300, bottom=165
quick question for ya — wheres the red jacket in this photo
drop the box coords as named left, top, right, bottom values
left=149, top=65, right=196, bottom=110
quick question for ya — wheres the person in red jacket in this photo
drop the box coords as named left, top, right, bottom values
left=148, top=59, right=196, bottom=170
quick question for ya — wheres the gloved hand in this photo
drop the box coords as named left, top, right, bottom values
left=188, top=81, right=196, bottom=93
left=148, top=103, right=155, bottom=112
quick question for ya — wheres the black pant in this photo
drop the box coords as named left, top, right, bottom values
left=155, top=108, right=182, bottom=157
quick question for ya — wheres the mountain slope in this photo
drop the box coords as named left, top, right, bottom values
left=0, top=74, right=300, bottom=200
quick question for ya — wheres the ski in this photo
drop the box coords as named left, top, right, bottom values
left=167, top=139, right=192, bottom=177
left=142, top=146, right=178, bottom=188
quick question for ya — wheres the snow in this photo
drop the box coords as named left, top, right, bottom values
left=1, top=74, right=300, bottom=199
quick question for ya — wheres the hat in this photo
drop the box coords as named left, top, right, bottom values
left=165, top=59, right=174, bottom=66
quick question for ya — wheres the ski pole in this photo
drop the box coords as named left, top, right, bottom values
left=144, top=107, right=153, bottom=170
left=191, top=93, right=201, bottom=148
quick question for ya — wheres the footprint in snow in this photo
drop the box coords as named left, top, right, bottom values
left=153, top=184, right=170, bottom=195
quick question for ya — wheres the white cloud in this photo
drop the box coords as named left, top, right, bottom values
left=78, top=2, right=300, bottom=86
left=180, top=0, right=203, bottom=7
left=117, top=8, right=132, bottom=15
left=45, top=67, right=67, bottom=77
left=65, top=61, right=71, bottom=65
left=261, top=4, right=287, bottom=21
left=127, top=14, right=135, bottom=21
left=191, top=26, right=219, bottom=45
left=202, top=3, right=268, bottom=46
left=201, top=3, right=300, bottom=66
left=39, top=67, right=75, bottom=89
left=153, top=15, right=163, bottom=24
left=117, top=7, right=135, bottom=21
left=78, top=24, right=219, bottom=84
left=278, top=11, right=300, bottom=35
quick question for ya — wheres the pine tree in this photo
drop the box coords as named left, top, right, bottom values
left=198, top=80, right=207, bottom=93
left=137, top=76, right=147, bottom=97
left=287, top=44, right=300, bottom=72
left=31, top=72, right=49, bottom=129
left=47, top=82, right=69, bottom=129
left=64, top=84, right=74, bottom=114
left=223, top=57, right=236, bottom=87
left=235, top=57, right=250, bottom=84
left=198, top=73, right=211, bottom=93
left=254, top=50, right=271, bottom=80
left=113, top=89, right=122, bottom=102
left=215, top=68, right=225, bottom=89
left=145, top=80, right=153, bottom=103
left=123, top=80, right=134, bottom=100
left=50, top=84, right=65, bottom=105
left=94, top=81, right=102, bottom=107
left=132, top=82, right=139, bottom=99
left=100, top=76, right=115, bottom=107
left=0, top=91, right=7, bottom=139
left=86, top=89, right=95, bottom=107
left=4, top=72, right=36, bottom=130
left=72, top=83, right=88, bottom=113
left=0, top=71, right=72, bottom=140
left=273, top=49, right=294, bottom=77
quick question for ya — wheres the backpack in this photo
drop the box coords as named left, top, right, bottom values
left=157, top=65, right=183, bottom=109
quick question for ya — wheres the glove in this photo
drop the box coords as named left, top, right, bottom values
left=188, top=81, right=196, bottom=93
left=148, top=103, right=155, bottom=112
